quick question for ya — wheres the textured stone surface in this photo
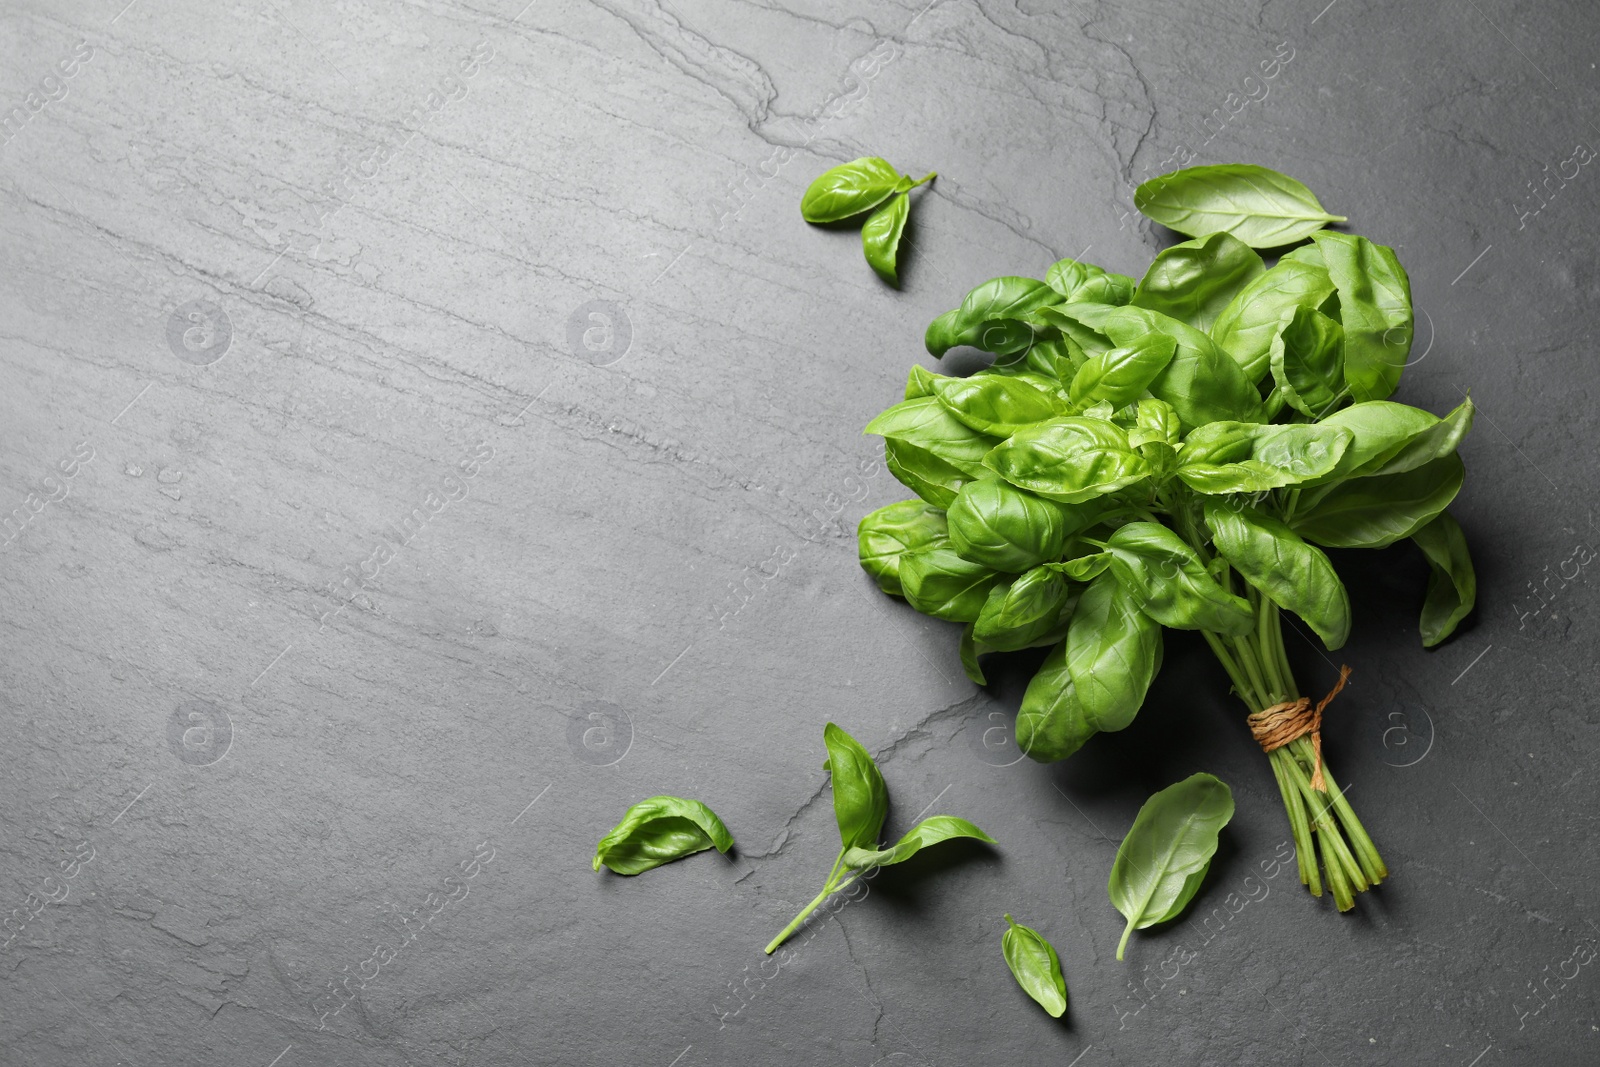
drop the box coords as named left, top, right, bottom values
left=2, top=0, right=1597, bottom=1063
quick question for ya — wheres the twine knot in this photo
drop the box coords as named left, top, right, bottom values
left=1247, top=666, right=1352, bottom=792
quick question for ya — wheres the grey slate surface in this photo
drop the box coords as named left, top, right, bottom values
left=2, top=0, right=1598, bottom=1063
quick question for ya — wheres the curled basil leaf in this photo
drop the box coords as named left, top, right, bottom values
left=824, top=723, right=888, bottom=851
left=900, top=547, right=1003, bottom=621
left=1102, top=306, right=1264, bottom=429
left=883, top=437, right=971, bottom=509
left=1311, top=231, right=1413, bottom=403
left=904, top=363, right=941, bottom=400
left=1133, top=164, right=1346, bottom=248
left=933, top=372, right=1065, bottom=436
left=1212, top=259, right=1338, bottom=382
left=947, top=477, right=1069, bottom=571
left=1412, top=509, right=1476, bottom=647
left=866, top=395, right=1000, bottom=478
left=801, top=157, right=904, bottom=223
left=924, top=277, right=1060, bottom=357
left=843, top=815, right=995, bottom=869
left=1105, top=522, right=1253, bottom=635
left=1315, top=397, right=1475, bottom=482
left=593, top=796, right=734, bottom=875
left=974, top=566, right=1073, bottom=651
left=1002, top=915, right=1068, bottom=1017
left=1069, top=332, right=1177, bottom=410
left=1108, top=773, right=1234, bottom=959
left=863, top=192, right=910, bottom=284
left=858, top=500, right=950, bottom=597
left=1176, top=421, right=1352, bottom=494
left=1204, top=500, right=1351, bottom=650
left=1291, top=453, right=1464, bottom=549
left=984, top=417, right=1151, bottom=504
left=1045, top=256, right=1135, bottom=306
left=1270, top=306, right=1346, bottom=418
left=1130, top=231, right=1265, bottom=333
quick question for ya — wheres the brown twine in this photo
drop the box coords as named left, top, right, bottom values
left=1247, top=665, right=1352, bottom=792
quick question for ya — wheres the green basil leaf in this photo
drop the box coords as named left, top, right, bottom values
left=800, top=157, right=904, bottom=223
left=1270, top=306, right=1346, bottom=418
left=1045, top=257, right=1135, bottom=305
left=857, top=499, right=950, bottom=596
left=1312, top=400, right=1441, bottom=480
left=1354, top=397, right=1474, bottom=478
left=862, top=192, right=910, bottom=284
left=1044, top=552, right=1111, bottom=582
left=1176, top=421, right=1352, bottom=494
left=1066, top=571, right=1163, bottom=732
left=1211, top=259, right=1338, bottom=382
left=883, top=437, right=971, bottom=508
left=1108, top=773, right=1235, bottom=959
left=960, top=623, right=990, bottom=685
left=1069, top=332, right=1177, bottom=409
left=1310, top=231, right=1413, bottom=402
left=1204, top=500, right=1350, bottom=649
left=925, top=277, right=1060, bottom=357
left=842, top=815, right=996, bottom=869
left=1130, top=232, right=1265, bottom=333
left=984, top=417, right=1152, bottom=504
left=933, top=372, right=1066, bottom=436
left=946, top=476, right=1070, bottom=571
left=1128, top=397, right=1182, bottom=450
left=823, top=722, right=888, bottom=851
left=593, top=795, right=735, bottom=875
left=1102, top=306, right=1264, bottom=429
left=1133, top=164, right=1346, bottom=248
left=1015, top=336, right=1077, bottom=381
left=900, top=547, right=1003, bottom=621
left=1280, top=241, right=1327, bottom=269
left=1291, top=453, right=1464, bottom=549
left=1016, top=642, right=1097, bottom=762
left=1412, top=510, right=1476, bottom=647
left=905, top=364, right=941, bottom=399
left=1034, top=302, right=1119, bottom=360
left=866, top=395, right=1001, bottom=478
left=1001, top=915, right=1068, bottom=1017
left=974, top=566, right=1073, bottom=650
left=1105, top=522, right=1253, bottom=635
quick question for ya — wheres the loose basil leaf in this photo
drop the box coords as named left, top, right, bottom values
left=857, top=500, right=950, bottom=596
left=1290, top=453, right=1464, bottom=549
left=1133, top=164, right=1346, bottom=248
left=883, top=438, right=971, bottom=508
left=1002, top=915, right=1068, bottom=1017
left=593, top=796, right=735, bottom=875
left=1045, top=257, right=1135, bottom=305
left=905, top=364, right=940, bottom=400
left=866, top=395, right=1001, bottom=478
left=1105, top=522, right=1253, bottom=635
left=1270, top=306, right=1346, bottom=418
left=842, top=815, right=996, bottom=869
left=1066, top=571, right=1163, bottom=732
left=1069, top=332, right=1177, bottom=409
left=984, top=417, right=1152, bottom=504
left=900, top=548, right=1003, bottom=621
left=862, top=192, right=910, bottom=284
left=1211, top=259, right=1338, bottom=382
left=1016, top=643, right=1097, bottom=762
left=823, top=723, right=889, bottom=851
left=1108, top=773, right=1235, bottom=960
left=1102, top=306, right=1264, bottom=428
left=947, top=477, right=1070, bottom=571
left=1175, top=421, right=1352, bottom=494
left=974, top=567, right=1072, bottom=650
left=1130, top=232, right=1265, bottom=333
left=933, top=373, right=1065, bottom=436
left=801, top=157, right=904, bottom=223
left=1204, top=500, right=1351, bottom=649
left=925, top=277, right=1060, bottom=357
left=1311, top=231, right=1413, bottom=403
left=1412, top=510, right=1476, bottom=647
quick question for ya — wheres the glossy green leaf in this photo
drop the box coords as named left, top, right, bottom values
left=883, top=438, right=970, bottom=508
left=1133, top=164, right=1346, bottom=248
left=1069, top=332, right=1177, bottom=409
left=975, top=567, right=1073, bottom=650
left=1016, top=642, right=1098, bottom=762
left=1311, top=231, right=1413, bottom=402
left=905, top=364, right=941, bottom=400
left=1102, top=306, right=1264, bottom=429
left=1412, top=510, right=1476, bottom=647
left=984, top=417, right=1152, bottom=504
left=1204, top=500, right=1351, bottom=649
left=1291, top=453, right=1464, bottom=549
left=1002, top=915, right=1068, bottom=1017
left=842, top=815, right=996, bottom=869
left=1105, top=522, right=1253, bottom=635
left=934, top=372, right=1065, bottom=436
left=1270, top=306, right=1346, bottom=418
left=857, top=499, right=950, bottom=597
left=1108, top=773, right=1235, bottom=960
left=900, top=548, right=1003, bottom=621
left=1130, top=231, right=1265, bottom=333
left=960, top=623, right=990, bottom=685
left=925, top=277, right=1060, bottom=357
left=1033, top=302, right=1118, bottom=361
left=1175, top=421, right=1352, bottom=494
left=946, top=477, right=1070, bottom=571
left=1045, top=552, right=1111, bottom=582
left=1045, top=257, right=1135, bottom=306
left=824, top=723, right=888, bottom=851
left=1128, top=397, right=1182, bottom=450
left=1212, top=259, right=1338, bottom=382
left=593, top=795, right=735, bottom=875
left=1066, top=571, right=1163, bottom=732
left=801, top=157, right=904, bottom=223
left=1326, top=397, right=1475, bottom=480
left=862, top=192, right=910, bottom=284
left=866, top=395, right=1000, bottom=478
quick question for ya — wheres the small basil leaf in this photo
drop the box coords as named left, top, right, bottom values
left=905, top=364, right=941, bottom=399
left=984, top=417, right=1152, bottom=504
left=1133, top=164, right=1346, bottom=248
left=946, top=477, right=1072, bottom=571
left=1045, top=257, right=1135, bottom=305
left=1291, top=453, right=1465, bottom=549
left=974, top=567, right=1073, bottom=651
left=800, top=157, right=904, bottom=223
left=900, top=548, right=1003, bottom=621
left=1204, top=500, right=1351, bottom=650
left=1105, top=522, right=1253, bottom=635
left=1044, top=552, right=1111, bottom=582
left=857, top=499, right=950, bottom=597
left=924, top=277, right=1060, bottom=357
left=1102, top=306, right=1264, bottom=429
left=1069, top=332, right=1177, bottom=410
left=1002, top=915, right=1068, bottom=1017
left=1130, top=232, right=1265, bottom=333
left=823, top=723, right=888, bottom=851
left=1128, top=397, right=1182, bottom=450
left=933, top=372, right=1066, bottom=436
left=1175, top=421, right=1352, bottom=494
left=1412, top=510, right=1476, bottom=647
left=1108, top=773, right=1235, bottom=960
left=1016, top=642, right=1097, bottom=762
left=1311, top=231, right=1413, bottom=403
left=842, top=815, right=995, bottom=869
left=1212, top=259, right=1338, bottom=382
left=1066, top=571, right=1163, bottom=732
left=866, top=395, right=1001, bottom=478
left=593, top=795, right=735, bottom=875
left=862, top=192, right=910, bottom=284
left=1270, top=306, right=1346, bottom=418
left=960, top=623, right=990, bottom=685
left=883, top=437, right=972, bottom=509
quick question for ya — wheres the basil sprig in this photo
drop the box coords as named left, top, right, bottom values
left=801, top=157, right=935, bottom=285
left=593, top=796, right=734, bottom=875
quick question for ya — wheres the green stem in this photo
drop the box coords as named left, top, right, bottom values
left=1268, top=748, right=1319, bottom=895
left=907, top=171, right=937, bottom=189
left=1255, top=593, right=1288, bottom=704
left=764, top=851, right=856, bottom=954
left=1117, top=917, right=1136, bottom=961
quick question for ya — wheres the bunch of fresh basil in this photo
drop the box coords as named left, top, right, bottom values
left=857, top=163, right=1476, bottom=912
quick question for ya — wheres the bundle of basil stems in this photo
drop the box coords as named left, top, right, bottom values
left=857, top=163, right=1477, bottom=911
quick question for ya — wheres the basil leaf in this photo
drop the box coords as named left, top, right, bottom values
left=1128, top=397, right=1182, bottom=450
left=866, top=395, right=1001, bottom=478
left=1044, top=552, right=1111, bottom=582
left=1034, top=302, right=1119, bottom=361
left=1102, top=306, right=1264, bottom=429
left=1069, top=332, right=1177, bottom=409
left=1204, top=500, right=1351, bottom=649
left=905, top=363, right=941, bottom=399
left=933, top=372, right=1066, bottom=436
left=842, top=815, right=996, bottom=869
left=862, top=192, right=910, bottom=284
left=1311, top=232, right=1413, bottom=403
left=1105, top=522, right=1253, bottom=635
left=900, top=547, right=1003, bottom=621
left=1066, top=571, right=1163, bottom=732
left=1176, top=420, right=1352, bottom=494
left=800, top=157, right=904, bottom=223
left=823, top=723, right=888, bottom=851
left=1108, top=773, right=1235, bottom=960
left=1130, top=232, right=1265, bottom=333
left=1412, top=510, right=1476, bottom=647
left=984, top=417, right=1152, bottom=504
left=1291, top=453, right=1464, bottom=549
left=924, top=277, right=1060, bottom=357
left=1133, top=164, right=1346, bottom=248
left=593, top=795, right=734, bottom=875
left=1045, top=257, right=1135, bottom=305
left=884, top=437, right=971, bottom=508
left=1001, top=915, right=1068, bottom=1017
left=1270, top=306, right=1346, bottom=418
left=1313, top=400, right=1442, bottom=480
left=857, top=500, right=950, bottom=596
left=947, top=477, right=1070, bottom=571
left=960, top=623, right=990, bottom=685
left=1212, top=260, right=1338, bottom=382
left=974, top=566, right=1073, bottom=650
left=1016, top=642, right=1097, bottom=762
left=1353, top=397, right=1474, bottom=479
left=1280, top=241, right=1326, bottom=269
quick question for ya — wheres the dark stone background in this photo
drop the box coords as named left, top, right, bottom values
left=2, top=0, right=1596, bottom=1063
